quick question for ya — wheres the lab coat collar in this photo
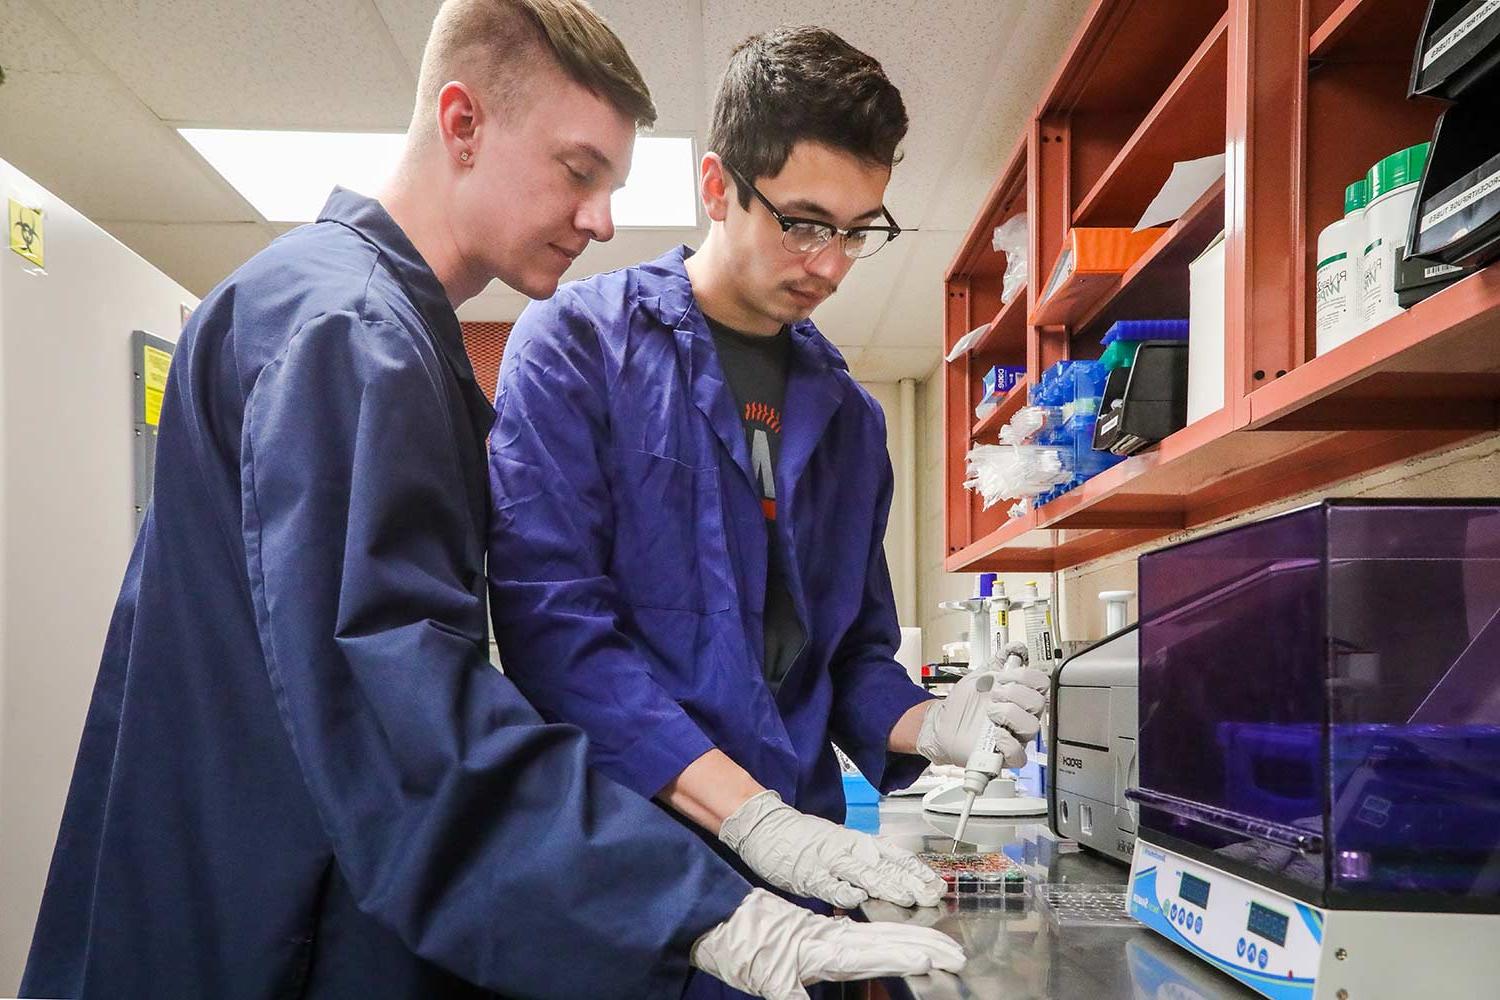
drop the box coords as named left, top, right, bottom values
left=650, top=244, right=849, bottom=527
left=316, top=186, right=495, bottom=436
left=640, top=245, right=852, bottom=376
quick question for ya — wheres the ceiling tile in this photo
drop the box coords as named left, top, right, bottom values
left=567, top=227, right=704, bottom=282
left=1, top=0, right=90, bottom=73
left=834, top=344, right=866, bottom=371
left=457, top=283, right=532, bottom=323
left=920, top=0, right=1095, bottom=232
left=369, top=0, right=442, bottom=77
left=2, top=0, right=1094, bottom=358
left=848, top=345, right=940, bottom=383
left=102, top=221, right=280, bottom=297
left=0, top=63, right=260, bottom=224
left=43, top=0, right=414, bottom=128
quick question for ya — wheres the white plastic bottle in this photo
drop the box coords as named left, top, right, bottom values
left=989, top=581, right=1012, bottom=661
left=1017, top=581, right=1057, bottom=667
left=1099, top=590, right=1134, bottom=634
left=1360, top=143, right=1430, bottom=331
left=1315, top=179, right=1370, bottom=355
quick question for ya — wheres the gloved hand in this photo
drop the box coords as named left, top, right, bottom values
left=691, top=888, right=966, bottom=1000
left=915, top=642, right=1048, bottom=769
left=719, top=790, right=944, bottom=908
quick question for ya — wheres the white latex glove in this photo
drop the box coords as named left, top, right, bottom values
left=915, top=642, right=1048, bottom=769
left=691, top=888, right=966, bottom=1000
left=719, top=791, right=944, bottom=908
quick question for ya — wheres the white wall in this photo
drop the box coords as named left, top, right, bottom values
left=912, top=366, right=1056, bottom=667
left=0, top=193, right=7, bottom=880
left=860, top=380, right=918, bottom=627
left=1057, top=431, right=1500, bottom=644
left=0, top=160, right=195, bottom=990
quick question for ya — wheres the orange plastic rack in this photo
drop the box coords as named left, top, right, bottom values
left=1029, top=227, right=1168, bottom=328
left=942, top=0, right=1498, bottom=574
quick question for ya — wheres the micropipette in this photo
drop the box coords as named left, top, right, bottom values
left=951, top=649, right=1026, bottom=849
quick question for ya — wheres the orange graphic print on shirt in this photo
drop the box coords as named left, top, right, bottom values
left=745, top=401, right=781, bottom=520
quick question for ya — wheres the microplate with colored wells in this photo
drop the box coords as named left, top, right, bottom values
left=919, top=853, right=1025, bottom=899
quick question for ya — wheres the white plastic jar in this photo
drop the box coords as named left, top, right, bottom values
left=1360, top=142, right=1431, bottom=330
left=1315, top=179, right=1370, bottom=355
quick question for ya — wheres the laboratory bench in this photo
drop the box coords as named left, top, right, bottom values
left=852, top=797, right=1261, bottom=1000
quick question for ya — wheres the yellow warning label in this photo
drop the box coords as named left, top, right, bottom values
left=143, top=345, right=172, bottom=426
left=8, top=199, right=44, bottom=268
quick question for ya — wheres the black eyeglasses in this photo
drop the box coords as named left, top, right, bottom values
left=725, top=164, right=904, bottom=260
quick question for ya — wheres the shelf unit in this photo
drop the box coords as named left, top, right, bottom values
left=971, top=379, right=1031, bottom=442
left=942, top=0, right=1499, bottom=573
left=1070, top=12, right=1229, bottom=228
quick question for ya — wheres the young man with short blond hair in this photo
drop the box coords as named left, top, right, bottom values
left=21, top=5, right=962, bottom=998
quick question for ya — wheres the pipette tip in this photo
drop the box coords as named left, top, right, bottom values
left=951, top=791, right=977, bottom=851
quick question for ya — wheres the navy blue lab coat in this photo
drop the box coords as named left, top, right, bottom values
left=21, top=190, right=747, bottom=999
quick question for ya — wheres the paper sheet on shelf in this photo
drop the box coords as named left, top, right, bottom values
left=946, top=323, right=988, bottom=362
left=1134, top=154, right=1225, bottom=231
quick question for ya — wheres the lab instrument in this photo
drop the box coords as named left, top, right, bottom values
left=1126, top=500, right=1500, bottom=999
left=1048, top=624, right=1139, bottom=864
left=946, top=645, right=1042, bottom=848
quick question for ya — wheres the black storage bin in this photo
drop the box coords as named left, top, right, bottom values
left=1395, top=249, right=1482, bottom=307
left=1410, top=0, right=1500, bottom=100
left=1091, top=341, right=1187, bottom=457
left=1407, top=101, right=1500, bottom=268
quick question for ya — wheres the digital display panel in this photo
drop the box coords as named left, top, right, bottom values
left=1178, top=872, right=1211, bottom=909
left=1247, top=902, right=1289, bottom=947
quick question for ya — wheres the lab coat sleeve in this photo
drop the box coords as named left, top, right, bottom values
left=825, top=451, right=935, bottom=793
left=240, top=310, right=747, bottom=999
left=486, top=293, right=719, bottom=799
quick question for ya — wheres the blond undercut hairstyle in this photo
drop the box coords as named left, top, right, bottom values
left=412, top=0, right=656, bottom=140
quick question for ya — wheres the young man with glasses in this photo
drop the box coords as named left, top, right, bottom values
left=487, top=28, right=1045, bottom=998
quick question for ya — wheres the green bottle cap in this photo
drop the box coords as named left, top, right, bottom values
left=1344, top=178, right=1370, bottom=215
left=1367, top=143, right=1430, bottom=200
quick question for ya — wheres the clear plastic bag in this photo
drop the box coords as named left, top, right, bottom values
left=963, top=443, right=1068, bottom=515
left=992, top=214, right=1030, bottom=305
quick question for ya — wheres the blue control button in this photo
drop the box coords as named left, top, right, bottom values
left=1170, top=904, right=1179, bottom=921
left=1247, top=945, right=1258, bottom=966
left=1195, top=915, right=1203, bottom=934
left=1237, top=938, right=1247, bottom=957
left=1259, top=949, right=1269, bottom=970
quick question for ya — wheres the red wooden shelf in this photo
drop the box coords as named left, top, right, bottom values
left=968, top=293, right=1027, bottom=357
left=1076, top=176, right=1226, bottom=338
left=1249, top=267, right=1500, bottom=431
left=1043, top=0, right=1229, bottom=116
left=1071, top=13, right=1229, bottom=228
left=970, top=379, right=1030, bottom=441
left=945, top=409, right=1477, bottom=573
left=1310, top=0, right=1428, bottom=63
left=942, top=0, right=1499, bottom=576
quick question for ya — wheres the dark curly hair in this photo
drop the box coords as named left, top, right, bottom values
left=708, top=26, right=908, bottom=208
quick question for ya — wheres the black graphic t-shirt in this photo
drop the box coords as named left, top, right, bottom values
left=706, top=315, right=807, bottom=692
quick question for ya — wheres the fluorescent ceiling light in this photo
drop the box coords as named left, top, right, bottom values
left=179, top=128, right=698, bottom=228
left=611, top=135, right=698, bottom=228
left=179, top=129, right=404, bottom=223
